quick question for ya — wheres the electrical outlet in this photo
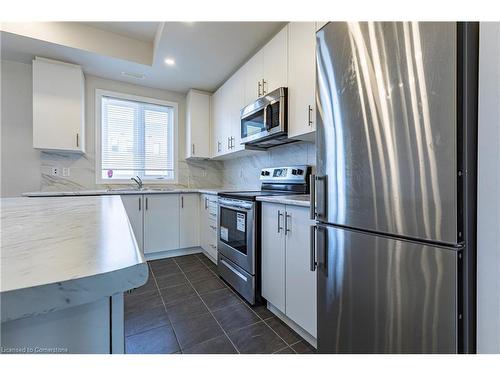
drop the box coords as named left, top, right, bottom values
left=51, top=167, right=60, bottom=176
left=62, top=168, right=70, bottom=177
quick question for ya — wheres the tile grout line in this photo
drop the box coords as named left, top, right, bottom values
left=173, top=257, right=241, bottom=354
left=200, top=255, right=295, bottom=354
left=149, top=254, right=300, bottom=354
left=215, top=273, right=295, bottom=353
left=147, top=261, right=183, bottom=354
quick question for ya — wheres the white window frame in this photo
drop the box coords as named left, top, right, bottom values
left=95, top=89, right=178, bottom=185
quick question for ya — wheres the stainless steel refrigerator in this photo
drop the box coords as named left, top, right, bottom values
left=313, top=22, right=478, bottom=354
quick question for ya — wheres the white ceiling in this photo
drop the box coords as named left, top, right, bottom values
left=0, top=22, right=285, bottom=93
left=82, top=22, right=160, bottom=42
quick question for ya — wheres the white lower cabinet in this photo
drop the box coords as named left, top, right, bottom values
left=144, top=194, right=180, bottom=254
left=120, top=195, right=144, bottom=252
left=179, top=193, right=200, bottom=248
left=199, top=194, right=218, bottom=261
left=261, top=203, right=287, bottom=312
left=261, top=202, right=317, bottom=338
left=284, top=205, right=317, bottom=337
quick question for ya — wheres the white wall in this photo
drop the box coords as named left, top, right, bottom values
left=1, top=60, right=41, bottom=196
left=0, top=59, right=223, bottom=197
left=477, top=22, right=500, bottom=354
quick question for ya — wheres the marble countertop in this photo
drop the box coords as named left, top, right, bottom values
left=256, top=194, right=311, bottom=207
left=23, top=188, right=230, bottom=197
left=1, top=196, right=148, bottom=321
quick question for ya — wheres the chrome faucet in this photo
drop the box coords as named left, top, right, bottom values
left=131, top=176, right=143, bottom=190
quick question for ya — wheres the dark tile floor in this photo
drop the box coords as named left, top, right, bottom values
left=124, top=253, right=316, bottom=354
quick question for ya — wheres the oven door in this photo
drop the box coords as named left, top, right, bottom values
left=218, top=198, right=255, bottom=274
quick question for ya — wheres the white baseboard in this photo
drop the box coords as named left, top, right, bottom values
left=267, top=302, right=317, bottom=349
left=144, top=247, right=203, bottom=261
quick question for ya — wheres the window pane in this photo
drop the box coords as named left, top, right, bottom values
left=100, top=95, right=175, bottom=181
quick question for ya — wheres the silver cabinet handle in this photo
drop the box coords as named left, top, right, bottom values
left=230, top=137, right=235, bottom=149
left=277, top=210, right=284, bottom=233
left=217, top=141, right=221, bottom=152
left=310, top=225, right=317, bottom=271
left=145, top=197, right=148, bottom=210
left=227, top=137, right=230, bottom=149
left=262, top=79, right=267, bottom=95
left=310, top=174, right=316, bottom=220
left=138, top=197, right=141, bottom=211
left=181, top=196, right=184, bottom=208
left=76, top=133, right=79, bottom=148
left=205, top=197, right=208, bottom=210
left=192, top=143, right=195, bottom=155
left=308, top=105, right=313, bottom=126
left=258, top=80, right=262, bottom=97
left=285, top=212, right=291, bottom=234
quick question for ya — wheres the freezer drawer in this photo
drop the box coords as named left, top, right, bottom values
left=317, top=224, right=458, bottom=353
left=316, top=22, right=459, bottom=244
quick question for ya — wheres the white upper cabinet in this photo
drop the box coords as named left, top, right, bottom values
left=210, top=88, right=229, bottom=157
left=243, top=50, right=264, bottom=105
left=262, top=25, right=288, bottom=95
left=186, top=90, right=211, bottom=159
left=32, top=57, right=85, bottom=153
left=288, top=22, right=316, bottom=140
left=243, top=25, right=289, bottom=105
left=227, top=69, right=246, bottom=152
left=179, top=193, right=200, bottom=248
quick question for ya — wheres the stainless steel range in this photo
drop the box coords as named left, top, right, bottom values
left=217, top=166, right=311, bottom=305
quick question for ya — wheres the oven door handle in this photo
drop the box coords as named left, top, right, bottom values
left=218, top=202, right=254, bottom=211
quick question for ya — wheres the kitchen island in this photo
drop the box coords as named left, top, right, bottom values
left=0, top=196, right=148, bottom=354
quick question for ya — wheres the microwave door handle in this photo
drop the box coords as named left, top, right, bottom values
left=265, top=104, right=273, bottom=131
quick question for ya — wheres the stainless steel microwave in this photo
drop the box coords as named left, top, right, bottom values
left=240, top=87, right=295, bottom=148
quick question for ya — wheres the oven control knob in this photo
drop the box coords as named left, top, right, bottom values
left=291, top=169, right=298, bottom=175
left=261, top=171, right=266, bottom=176
left=264, top=171, right=270, bottom=176
left=297, top=169, right=303, bottom=175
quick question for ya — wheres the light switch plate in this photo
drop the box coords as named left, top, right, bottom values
left=62, top=168, right=70, bottom=177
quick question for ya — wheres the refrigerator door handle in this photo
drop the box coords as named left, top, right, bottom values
left=315, top=175, right=327, bottom=220
left=310, top=174, right=316, bottom=219
left=316, top=224, right=327, bottom=271
left=310, top=225, right=317, bottom=271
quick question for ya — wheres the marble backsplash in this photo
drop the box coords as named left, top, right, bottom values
left=39, top=151, right=224, bottom=192
left=38, top=141, right=314, bottom=192
left=221, top=141, right=316, bottom=190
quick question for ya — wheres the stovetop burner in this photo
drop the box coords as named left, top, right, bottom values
left=218, top=165, right=311, bottom=202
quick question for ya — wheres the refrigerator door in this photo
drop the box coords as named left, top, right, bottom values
left=316, top=22, right=458, bottom=244
left=316, top=224, right=458, bottom=353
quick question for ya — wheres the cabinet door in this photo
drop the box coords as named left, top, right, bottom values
left=179, top=194, right=200, bottom=248
left=33, top=58, right=85, bottom=152
left=211, top=86, right=231, bottom=156
left=285, top=205, right=317, bottom=337
left=288, top=22, right=316, bottom=139
left=144, top=194, right=179, bottom=254
left=199, top=194, right=210, bottom=252
left=261, top=202, right=286, bottom=313
left=186, top=90, right=211, bottom=159
left=227, top=69, right=246, bottom=152
left=262, top=25, right=288, bottom=95
left=120, top=195, right=144, bottom=253
left=243, top=50, right=264, bottom=104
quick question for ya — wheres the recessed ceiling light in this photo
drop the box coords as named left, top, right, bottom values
left=164, top=58, right=175, bottom=66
